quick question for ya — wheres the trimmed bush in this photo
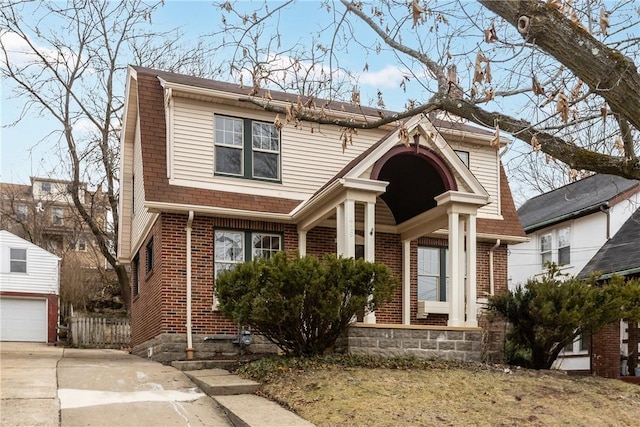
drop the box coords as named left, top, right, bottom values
left=216, top=252, right=398, bottom=356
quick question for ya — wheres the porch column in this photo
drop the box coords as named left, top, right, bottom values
left=363, top=201, right=376, bottom=323
left=336, top=203, right=344, bottom=255
left=344, top=199, right=356, bottom=258
left=402, top=239, right=411, bottom=325
left=447, top=211, right=465, bottom=327
left=465, top=213, right=478, bottom=327
left=364, top=201, right=375, bottom=262
left=298, top=230, right=307, bottom=257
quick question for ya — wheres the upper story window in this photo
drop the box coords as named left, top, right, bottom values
left=10, top=248, right=27, bottom=273
left=41, top=182, right=52, bottom=194
left=558, top=227, right=570, bottom=265
left=540, top=233, right=552, bottom=267
left=214, top=115, right=281, bottom=181
left=132, top=254, right=140, bottom=296
left=540, top=227, right=571, bottom=268
left=418, top=246, right=447, bottom=302
left=76, top=237, right=87, bottom=252
left=52, top=207, right=63, bottom=226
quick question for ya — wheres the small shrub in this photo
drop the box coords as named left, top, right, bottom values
left=488, top=265, right=633, bottom=370
left=216, top=252, right=398, bottom=356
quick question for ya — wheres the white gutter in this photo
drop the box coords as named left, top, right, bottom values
left=186, top=210, right=194, bottom=359
left=489, top=239, right=501, bottom=296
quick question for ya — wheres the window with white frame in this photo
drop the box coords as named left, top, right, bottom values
left=214, top=231, right=282, bottom=306
left=454, top=150, right=470, bottom=168
left=418, top=247, right=447, bottom=302
left=52, top=207, right=63, bottom=225
left=41, top=181, right=51, bottom=194
left=214, top=115, right=280, bottom=181
left=10, top=248, right=27, bottom=273
left=558, top=227, right=570, bottom=265
left=540, top=233, right=552, bottom=267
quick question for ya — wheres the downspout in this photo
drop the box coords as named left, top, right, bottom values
left=185, top=211, right=194, bottom=360
left=489, top=239, right=501, bottom=296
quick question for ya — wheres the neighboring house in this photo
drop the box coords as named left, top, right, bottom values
left=117, top=66, right=526, bottom=363
left=0, top=230, right=60, bottom=343
left=0, top=177, right=108, bottom=269
left=508, top=174, right=640, bottom=375
left=576, top=208, right=640, bottom=379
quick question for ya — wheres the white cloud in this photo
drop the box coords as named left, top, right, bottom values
left=0, top=30, right=83, bottom=71
left=358, top=65, right=408, bottom=89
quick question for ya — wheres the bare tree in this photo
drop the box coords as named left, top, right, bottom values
left=209, top=0, right=640, bottom=185
left=0, top=0, right=213, bottom=309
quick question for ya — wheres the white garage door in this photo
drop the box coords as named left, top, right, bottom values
left=0, top=297, right=47, bottom=342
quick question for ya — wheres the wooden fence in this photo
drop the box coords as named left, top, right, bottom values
left=69, top=316, right=131, bottom=349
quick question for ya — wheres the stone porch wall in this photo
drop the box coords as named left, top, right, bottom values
left=131, top=332, right=278, bottom=364
left=337, top=324, right=483, bottom=362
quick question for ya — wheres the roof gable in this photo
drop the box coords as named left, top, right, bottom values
left=518, top=174, right=640, bottom=232
left=0, top=230, right=60, bottom=260
left=577, top=208, right=640, bottom=279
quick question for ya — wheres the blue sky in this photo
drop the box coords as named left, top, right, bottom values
left=1, top=0, right=418, bottom=185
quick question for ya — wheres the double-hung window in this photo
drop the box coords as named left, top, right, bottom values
left=418, top=247, right=447, bottom=302
left=52, top=207, right=63, bottom=226
left=214, top=230, right=282, bottom=307
left=214, top=115, right=280, bottom=181
left=10, top=248, right=27, bottom=273
left=558, top=227, right=570, bottom=266
left=540, top=233, right=552, bottom=267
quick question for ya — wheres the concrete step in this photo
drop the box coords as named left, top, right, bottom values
left=214, top=394, right=314, bottom=427
left=172, top=359, right=251, bottom=371
left=184, top=368, right=261, bottom=396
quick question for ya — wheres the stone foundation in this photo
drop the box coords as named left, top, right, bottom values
left=131, top=332, right=278, bottom=364
left=337, top=323, right=483, bottom=362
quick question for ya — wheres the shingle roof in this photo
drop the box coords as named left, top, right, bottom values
left=577, top=208, right=640, bottom=279
left=517, top=174, right=640, bottom=232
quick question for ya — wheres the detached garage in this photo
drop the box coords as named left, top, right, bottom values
left=0, top=230, right=60, bottom=343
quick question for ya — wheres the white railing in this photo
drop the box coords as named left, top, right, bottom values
left=69, top=316, right=130, bottom=348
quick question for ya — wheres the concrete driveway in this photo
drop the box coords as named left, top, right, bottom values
left=1, top=343, right=233, bottom=427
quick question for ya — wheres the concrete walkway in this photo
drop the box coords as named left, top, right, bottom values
left=1, top=343, right=313, bottom=427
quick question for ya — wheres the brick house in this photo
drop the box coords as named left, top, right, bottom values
left=117, top=66, right=526, bottom=363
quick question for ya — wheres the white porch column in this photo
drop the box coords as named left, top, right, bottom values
left=364, top=201, right=375, bottom=262
left=363, top=201, right=377, bottom=324
left=336, top=203, right=344, bottom=255
left=447, top=211, right=465, bottom=327
left=402, top=239, right=411, bottom=325
left=465, top=213, right=478, bottom=327
left=298, top=230, right=307, bottom=257
left=343, top=199, right=356, bottom=258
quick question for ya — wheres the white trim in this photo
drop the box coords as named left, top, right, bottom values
left=144, top=201, right=291, bottom=223
left=168, top=177, right=311, bottom=201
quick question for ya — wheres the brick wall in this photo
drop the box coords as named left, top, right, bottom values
left=592, top=321, right=621, bottom=378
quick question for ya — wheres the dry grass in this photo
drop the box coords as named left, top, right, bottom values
left=238, top=356, right=640, bottom=426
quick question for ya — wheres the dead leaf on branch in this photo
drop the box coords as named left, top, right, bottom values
left=274, top=114, right=284, bottom=131
left=540, top=88, right=560, bottom=108
left=484, top=61, right=492, bottom=84
left=615, top=137, right=625, bottom=154
left=557, top=91, right=569, bottom=123
left=377, top=90, right=385, bottom=109
left=351, top=87, right=361, bottom=105
left=532, top=75, right=545, bottom=96
left=411, top=0, right=424, bottom=28
left=484, top=22, right=498, bottom=43
left=569, top=169, right=578, bottom=181
left=340, top=127, right=358, bottom=152
left=570, top=80, right=582, bottom=101
left=531, top=135, right=542, bottom=152
left=473, top=51, right=489, bottom=84
left=600, top=8, right=610, bottom=36
left=600, top=103, right=608, bottom=121
left=484, top=88, right=495, bottom=102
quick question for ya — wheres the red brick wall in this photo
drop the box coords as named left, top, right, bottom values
left=592, top=321, right=621, bottom=378
left=131, top=212, right=507, bottom=345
